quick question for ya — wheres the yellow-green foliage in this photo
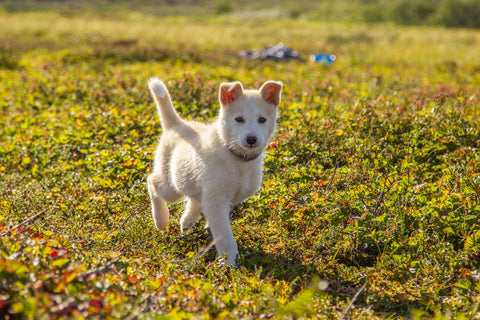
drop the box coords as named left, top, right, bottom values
left=1, top=12, right=480, bottom=319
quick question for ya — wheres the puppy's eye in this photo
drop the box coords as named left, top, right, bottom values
left=235, top=117, right=245, bottom=123
left=258, top=117, right=267, bottom=123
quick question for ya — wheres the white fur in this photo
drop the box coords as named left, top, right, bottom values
left=147, top=78, right=282, bottom=266
left=148, top=77, right=166, bottom=98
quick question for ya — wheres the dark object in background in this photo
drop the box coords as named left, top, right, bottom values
left=239, top=42, right=305, bottom=62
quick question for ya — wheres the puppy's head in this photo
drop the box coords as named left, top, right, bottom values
left=218, top=81, right=282, bottom=161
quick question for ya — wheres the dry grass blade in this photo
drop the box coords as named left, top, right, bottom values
left=2, top=209, right=48, bottom=235
left=78, top=257, right=120, bottom=278
left=341, top=280, right=368, bottom=319
left=197, top=239, right=217, bottom=258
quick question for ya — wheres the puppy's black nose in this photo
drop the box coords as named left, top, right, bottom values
left=246, top=135, right=257, bottom=146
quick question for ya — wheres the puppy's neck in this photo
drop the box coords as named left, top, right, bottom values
left=225, top=144, right=261, bottom=162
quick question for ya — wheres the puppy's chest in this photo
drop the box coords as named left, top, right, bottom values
left=222, top=165, right=262, bottom=204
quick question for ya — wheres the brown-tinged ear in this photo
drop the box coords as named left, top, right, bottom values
left=260, top=81, right=282, bottom=106
left=219, top=82, right=244, bottom=107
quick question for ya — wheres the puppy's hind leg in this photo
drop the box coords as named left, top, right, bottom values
left=147, top=174, right=170, bottom=230
left=180, top=198, right=201, bottom=234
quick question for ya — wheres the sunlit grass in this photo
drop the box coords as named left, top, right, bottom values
left=1, top=10, right=480, bottom=319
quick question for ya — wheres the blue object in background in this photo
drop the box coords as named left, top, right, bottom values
left=310, top=54, right=336, bottom=66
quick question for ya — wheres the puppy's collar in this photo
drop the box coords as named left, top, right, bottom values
left=226, top=145, right=260, bottom=162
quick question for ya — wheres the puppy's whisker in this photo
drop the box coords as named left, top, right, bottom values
left=226, top=139, right=239, bottom=152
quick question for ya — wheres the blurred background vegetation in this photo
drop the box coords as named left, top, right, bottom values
left=1, top=0, right=480, bottom=29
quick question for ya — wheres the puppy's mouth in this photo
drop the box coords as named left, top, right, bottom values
left=225, top=143, right=262, bottom=162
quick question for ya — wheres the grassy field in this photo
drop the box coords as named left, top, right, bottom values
left=2, top=0, right=480, bottom=29
left=1, top=10, right=480, bottom=319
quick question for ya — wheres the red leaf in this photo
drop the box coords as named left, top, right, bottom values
left=89, top=299, right=103, bottom=309
left=128, top=274, right=141, bottom=284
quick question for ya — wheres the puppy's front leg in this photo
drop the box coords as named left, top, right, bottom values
left=201, top=199, right=239, bottom=266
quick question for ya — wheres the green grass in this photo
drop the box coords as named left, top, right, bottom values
left=1, top=11, right=480, bottom=319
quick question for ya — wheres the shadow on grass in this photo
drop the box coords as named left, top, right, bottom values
left=237, top=244, right=417, bottom=317
left=238, top=246, right=318, bottom=289
left=181, top=226, right=316, bottom=288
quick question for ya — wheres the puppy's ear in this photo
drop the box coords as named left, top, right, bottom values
left=219, top=82, right=243, bottom=107
left=260, top=81, right=282, bottom=106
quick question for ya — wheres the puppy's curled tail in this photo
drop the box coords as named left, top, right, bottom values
left=148, top=77, right=182, bottom=129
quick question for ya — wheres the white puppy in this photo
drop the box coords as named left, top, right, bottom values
left=147, top=77, right=282, bottom=265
